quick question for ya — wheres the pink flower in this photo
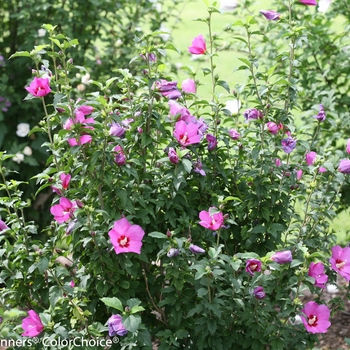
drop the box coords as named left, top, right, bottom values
left=253, top=286, right=266, bottom=299
left=229, top=129, right=240, bottom=140
left=60, top=173, right=71, bottom=190
left=246, top=259, right=262, bottom=276
left=271, top=250, right=292, bottom=264
left=0, top=219, right=9, bottom=232
left=206, top=134, right=217, bottom=151
left=338, top=159, right=350, bottom=174
left=21, top=310, right=44, bottom=337
left=25, top=77, right=51, bottom=97
left=306, top=151, right=317, bottom=166
left=308, top=262, right=328, bottom=288
left=297, top=169, right=303, bottom=180
left=188, top=34, right=207, bottom=55
left=275, top=158, right=282, bottom=167
left=260, top=10, right=281, bottom=20
left=299, top=0, right=317, bottom=5
left=50, top=197, right=76, bottom=223
left=76, top=105, right=94, bottom=115
left=114, top=145, right=126, bottom=166
left=68, top=134, right=93, bottom=146
left=199, top=207, right=224, bottom=230
left=69, top=280, right=75, bottom=288
left=168, top=147, right=179, bottom=164
left=329, top=245, right=350, bottom=280
left=301, top=301, right=331, bottom=334
left=108, top=217, right=145, bottom=254
left=173, top=120, right=201, bottom=147
left=181, top=78, right=196, bottom=93
left=108, top=314, right=128, bottom=336
left=346, top=139, right=350, bottom=154
left=313, top=104, right=326, bottom=122
left=266, top=122, right=279, bottom=135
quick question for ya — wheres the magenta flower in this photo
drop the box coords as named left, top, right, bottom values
left=60, top=173, right=71, bottom=190
left=329, top=245, right=350, bottom=280
left=50, top=197, right=76, bottom=223
left=0, top=219, right=9, bottom=232
left=188, top=34, right=207, bottom=55
left=260, top=10, right=281, bottom=20
left=199, top=207, right=224, bottom=230
left=69, top=280, right=75, bottom=288
left=308, top=262, right=328, bottom=288
left=301, top=301, right=331, bottom=334
left=21, top=310, right=44, bottom=337
left=114, top=145, right=126, bottom=166
left=246, top=259, right=262, bottom=276
left=281, top=136, right=297, bottom=154
left=25, top=77, right=51, bottom=97
left=266, top=121, right=279, bottom=134
left=338, top=159, right=350, bottom=174
left=68, top=134, right=93, bottom=147
left=313, top=104, right=326, bottom=122
left=299, top=0, right=317, bottom=5
left=168, top=147, right=179, bottom=164
left=173, top=120, right=201, bottom=147
left=108, top=314, right=128, bottom=336
left=206, top=134, right=217, bottom=151
left=189, top=244, right=206, bottom=254
left=271, top=250, right=292, bottom=264
left=110, top=123, right=126, bottom=137
left=319, top=167, right=327, bottom=173
left=108, top=217, right=145, bottom=254
left=305, top=151, right=317, bottom=166
left=275, top=158, right=282, bottom=167
left=297, top=169, right=303, bottom=180
left=253, top=286, right=266, bottom=299
left=346, top=139, right=350, bottom=154
left=76, top=105, right=94, bottom=115
left=229, top=128, right=240, bottom=140
left=182, top=78, right=196, bottom=93
left=243, top=108, right=263, bottom=121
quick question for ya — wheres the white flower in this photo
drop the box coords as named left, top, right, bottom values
left=81, top=72, right=90, bottom=84
left=12, top=153, right=24, bottom=164
left=220, top=0, right=238, bottom=13
left=38, top=28, right=47, bottom=37
left=16, top=123, right=30, bottom=137
left=115, top=39, right=123, bottom=47
left=318, top=0, right=331, bottom=12
left=76, top=84, right=86, bottom=92
left=159, top=24, right=170, bottom=41
left=225, top=99, right=241, bottom=115
left=23, top=146, right=33, bottom=156
left=326, top=284, right=338, bottom=294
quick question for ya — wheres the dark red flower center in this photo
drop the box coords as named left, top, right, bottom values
left=250, top=263, right=257, bottom=271
left=180, top=133, right=188, bottom=144
left=307, top=315, right=318, bottom=327
left=336, top=259, right=346, bottom=269
left=118, top=235, right=130, bottom=248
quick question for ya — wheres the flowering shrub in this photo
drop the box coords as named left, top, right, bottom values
left=1, top=1, right=350, bottom=349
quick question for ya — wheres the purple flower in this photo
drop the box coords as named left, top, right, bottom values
left=108, top=314, right=128, bottom=337
left=193, top=160, right=206, bottom=176
left=206, top=134, right=217, bottom=151
left=189, top=244, right=205, bottom=254
left=243, top=108, right=263, bottom=121
left=281, top=136, right=297, bottom=153
left=271, top=250, right=292, bottom=264
left=313, top=104, right=326, bottom=122
left=140, top=52, right=157, bottom=62
left=168, top=147, right=179, bottom=164
left=167, top=248, right=180, bottom=257
left=114, top=145, right=126, bottom=166
left=155, top=80, right=181, bottom=100
left=245, top=259, right=262, bottom=276
left=229, top=129, right=240, bottom=140
left=253, top=286, right=266, bottom=299
left=110, top=123, right=126, bottom=137
left=260, top=10, right=281, bottom=20
left=338, top=159, right=350, bottom=174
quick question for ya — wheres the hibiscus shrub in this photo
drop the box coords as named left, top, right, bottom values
left=1, top=1, right=350, bottom=350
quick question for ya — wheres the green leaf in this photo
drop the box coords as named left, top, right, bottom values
left=100, top=297, right=124, bottom=312
left=37, top=257, right=49, bottom=273
left=238, top=57, right=251, bottom=67
left=9, top=51, right=31, bottom=59
left=122, top=314, right=141, bottom=332
left=148, top=231, right=167, bottom=239
left=182, top=159, right=192, bottom=173
left=130, top=306, right=145, bottom=314
left=216, top=80, right=230, bottom=93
